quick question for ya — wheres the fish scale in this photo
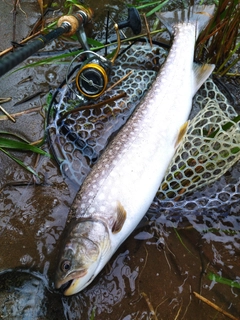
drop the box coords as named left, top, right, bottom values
left=71, top=24, right=197, bottom=226
left=55, top=5, right=215, bottom=295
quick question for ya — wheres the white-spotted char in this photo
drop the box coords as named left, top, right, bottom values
left=55, top=5, right=215, bottom=295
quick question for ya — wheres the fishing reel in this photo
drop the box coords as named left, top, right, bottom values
left=66, top=7, right=142, bottom=100
left=75, top=57, right=110, bottom=98
left=74, top=29, right=119, bottom=99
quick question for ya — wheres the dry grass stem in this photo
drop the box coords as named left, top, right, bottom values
left=0, top=98, right=12, bottom=103
left=0, top=31, right=42, bottom=57
left=105, top=70, right=133, bottom=93
left=141, top=292, right=158, bottom=320
left=136, top=245, right=148, bottom=296
left=181, top=289, right=192, bottom=320
left=143, top=13, right=152, bottom=47
left=196, top=0, right=240, bottom=75
left=193, top=292, right=239, bottom=320
left=57, top=92, right=127, bottom=124
left=0, top=106, right=41, bottom=121
left=154, top=297, right=168, bottom=318
left=173, top=303, right=182, bottom=320
left=0, top=106, right=16, bottom=122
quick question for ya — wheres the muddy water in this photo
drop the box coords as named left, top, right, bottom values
left=0, top=1, right=240, bottom=319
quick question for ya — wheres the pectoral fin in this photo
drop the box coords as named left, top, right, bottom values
left=175, top=121, right=189, bottom=149
left=193, top=63, right=215, bottom=94
left=112, top=201, right=127, bottom=233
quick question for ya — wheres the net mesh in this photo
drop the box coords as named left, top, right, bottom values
left=153, top=78, right=240, bottom=215
left=47, top=42, right=240, bottom=214
left=159, top=79, right=240, bottom=201
left=47, top=43, right=164, bottom=185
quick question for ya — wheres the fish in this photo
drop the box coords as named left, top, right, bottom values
left=55, top=5, right=215, bottom=295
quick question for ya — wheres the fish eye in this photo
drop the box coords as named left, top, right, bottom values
left=61, top=260, right=71, bottom=272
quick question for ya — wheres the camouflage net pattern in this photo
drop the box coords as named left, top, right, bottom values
left=48, top=43, right=240, bottom=214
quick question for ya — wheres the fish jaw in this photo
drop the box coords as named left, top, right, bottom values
left=56, top=259, right=99, bottom=296
left=55, top=219, right=111, bottom=295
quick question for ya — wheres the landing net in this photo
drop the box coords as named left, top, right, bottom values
left=47, top=42, right=240, bottom=215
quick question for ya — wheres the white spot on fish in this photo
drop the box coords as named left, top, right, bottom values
left=98, top=192, right=105, bottom=200
left=89, top=207, right=95, bottom=214
left=112, top=160, right=118, bottom=166
left=110, top=171, right=117, bottom=178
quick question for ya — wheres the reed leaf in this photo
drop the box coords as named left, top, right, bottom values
left=196, top=0, right=240, bottom=75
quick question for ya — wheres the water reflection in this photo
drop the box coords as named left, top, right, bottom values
left=0, top=270, right=48, bottom=320
left=58, top=211, right=240, bottom=319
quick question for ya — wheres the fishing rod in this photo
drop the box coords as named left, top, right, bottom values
left=0, top=6, right=141, bottom=100
left=0, top=5, right=93, bottom=78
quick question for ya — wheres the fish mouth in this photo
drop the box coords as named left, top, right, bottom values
left=57, top=269, right=88, bottom=296
left=60, top=278, right=74, bottom=294
left=63, top=278, right=86, bottom=296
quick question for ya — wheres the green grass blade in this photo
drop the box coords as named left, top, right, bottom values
left=0, top=147, right=40, bottom=177
left=0, top=131, right=30, bottom=143
left=0, top=137, right=51, bottom=158
left=135, top=0, right=164, bottom=10
left=208, top=272, right=240, bottom=289
left=146, top=0, right=169, bottom=17
left=173, top=228, right=194, bottom=256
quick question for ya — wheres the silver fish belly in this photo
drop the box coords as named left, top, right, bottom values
left=55, top=5, right=215, bottom=295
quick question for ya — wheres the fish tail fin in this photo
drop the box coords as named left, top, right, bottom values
left=156, top=5, right=215, bottom=38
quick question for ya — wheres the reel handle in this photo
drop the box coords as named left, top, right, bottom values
left=118, top=8, right=141, bottom=35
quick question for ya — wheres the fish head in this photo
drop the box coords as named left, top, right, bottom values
left=55, top=219, right=110, bottom=295
left=55, top=237, right=100, bottom=295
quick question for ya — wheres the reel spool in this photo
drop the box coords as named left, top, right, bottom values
left=75, top=55, right=110, bottom=98
left=65, top=50, right=112, bottom=100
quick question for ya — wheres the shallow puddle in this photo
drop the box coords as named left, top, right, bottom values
left=0, top=1, right=239, bottom=319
